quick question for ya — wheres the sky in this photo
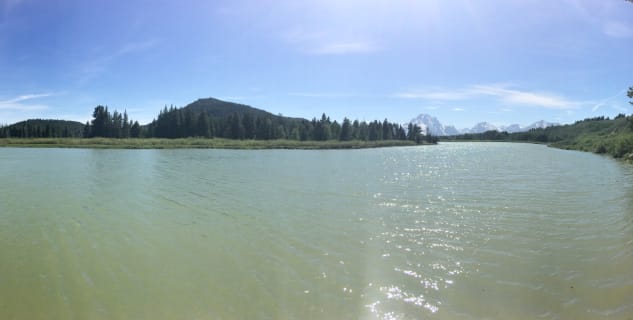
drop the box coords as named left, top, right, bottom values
left=0, top=0, right=632, bottom=129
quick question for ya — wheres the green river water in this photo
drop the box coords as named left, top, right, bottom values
left=1, top=142, right=632, bottom=319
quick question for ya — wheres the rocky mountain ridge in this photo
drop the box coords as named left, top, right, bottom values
left=409, top=114, right=558, bottom=136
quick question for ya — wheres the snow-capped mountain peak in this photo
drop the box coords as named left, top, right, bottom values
left=407, top=113, right=559, bottom=136
left=466, top=122, right=498, bottom=134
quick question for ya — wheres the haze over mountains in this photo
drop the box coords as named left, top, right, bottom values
left=409, top=114, right=558, bottom=136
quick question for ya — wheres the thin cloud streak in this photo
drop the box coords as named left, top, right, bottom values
left=310, top=41, right=378, bottom=55
left=76, top=38, right=161, bottom=84
left=397, top=84, right=579, bottom=110
left=592, top=88, right=627, bottom=111
left=4, top=93, right=51, bottom=103
left=603, top=21, right=633, bottom=38
left=117, top=38, right=161, bottom=56
left=284, top=28, right=378, bottom=55
left=470, top=85, right=575, bottom=109
left=288, top=92, right=356, bottom=98
left=0, top=93, right=50, bottom=110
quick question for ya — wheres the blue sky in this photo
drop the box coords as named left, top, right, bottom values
left=0, top=0, right=632, bottom=129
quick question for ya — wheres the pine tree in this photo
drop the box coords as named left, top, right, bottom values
left=197, top=112, right=211, bottom=138
left=340, top=118, right=352, bottom=141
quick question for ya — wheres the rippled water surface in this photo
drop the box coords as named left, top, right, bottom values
left=1, top=143, right=632, bottom=319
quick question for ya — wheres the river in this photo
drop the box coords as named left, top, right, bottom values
left=1, top=142, right=632, bottom=319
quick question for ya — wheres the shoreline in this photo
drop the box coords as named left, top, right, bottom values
left=440, top=139, right=633, bottom=162
left=0, top=138, right=424, bottom=150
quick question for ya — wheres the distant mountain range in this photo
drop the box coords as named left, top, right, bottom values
left=409, top=114, right=558, bottom=136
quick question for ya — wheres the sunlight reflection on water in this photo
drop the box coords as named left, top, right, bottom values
left=0, top=144, right=632, bottom=319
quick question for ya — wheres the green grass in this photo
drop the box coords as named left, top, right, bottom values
left=441, top=116, right=633, bottom=161
left=0, top=138, right=421, bottom=149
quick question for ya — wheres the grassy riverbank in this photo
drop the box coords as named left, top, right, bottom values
left=0, top=137, right=421, bottom=149
left=441, top=115, right=633, bottom=161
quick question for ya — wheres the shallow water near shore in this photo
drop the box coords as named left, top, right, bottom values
left=1, top=142, right=632, bottom=319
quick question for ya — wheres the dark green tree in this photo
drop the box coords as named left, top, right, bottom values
left=407, top=123, right=422, bottom=143
left=382, top=119, right=393, bottom=140
left=197, top=112, right=211, bottom=138
left=91, top=106, right=108, bottom=137
left=122, top=111, right=131, bottom=138
left=340, top=118, right=352, bottom=141
left=242, top=113, right=255, bottom=139
left=130, top=121, right=141, bottom=138
left=83, top=121, right=91, bottom=138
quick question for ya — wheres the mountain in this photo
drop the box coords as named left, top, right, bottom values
left=408, top=113, right=559, bottom=136
left=499, top=124, right=523, bottom=133
left=408, top=114, right=452, bottom=136
left=498, top=121, right=558, bottom=133
left=444, top=125, right=460, bottom=136
left=524, top=120, right=558, bottom=131
left=466, top=122, right=498, bottom=134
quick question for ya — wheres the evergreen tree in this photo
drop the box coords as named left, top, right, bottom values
left=130, top=121, right=141, bottom=138
left=197, top=112, right=211, bottom=138
left=91, top=106, right=108, bottom=137
left=382, top=119, right=393, bottom=140
left=122, top=111, right=131, bottom=138
left=340, top=118, right=352, bottom=141
left=242, top=113, right=255, bottom=139
left=83, top=121, right=91, bottom=138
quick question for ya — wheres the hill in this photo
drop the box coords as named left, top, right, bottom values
left=144, top=97, right=413, bottom=142
left=183, top=98, right=277, bottom=119
left=0, top=119, right=85, bottom=138
left=145, top=97, right=308, bottom=139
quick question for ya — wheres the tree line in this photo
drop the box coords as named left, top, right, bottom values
left=442, top=113, right=633, bottom=158
left=84, top=105, right=141, bottom=138
left=1, top=104, right=438, bottom=144
left=146, top=105, right=436, bottom=143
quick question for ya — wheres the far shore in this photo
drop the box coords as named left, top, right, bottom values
left=440, top=139, right=633, bottom=162
left=0, top=138, right=425, bottom=150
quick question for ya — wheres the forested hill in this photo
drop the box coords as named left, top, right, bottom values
left=143, top=97, right=426, bottom=142
left=0, top=119, right=85, bottom=138
left=144, top=97, right=306, bottom=139
left=1, top=97, right=432, bottom=144
left=184, top=98, right=297, bottom=120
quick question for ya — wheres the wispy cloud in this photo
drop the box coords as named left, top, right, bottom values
left=471, top=85, right=576, bottom=109
left=592, top=88, right=629, bottom=112
left=397, top=84, right=578, bottom=110
left=396, top=89, right=471, bottom=100
left=284, top=28, right=378, bottom=55
left=76, top=38, right=161, bottom=84
left=453, top=107, right=465, bottom=112
left=117, top=38, right=161, bottom=55
left=311, top=41, right=377, bottom=55
left=0, top=93, right=50, bottom=110
left=603, top=21, right=633, bottom=38
left=288, top=92, right=355, bottom=98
